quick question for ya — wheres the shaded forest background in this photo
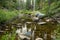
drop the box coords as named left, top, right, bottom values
left=0, top=0, right=60, bottom=33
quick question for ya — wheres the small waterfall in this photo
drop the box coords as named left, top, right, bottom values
left=16, top=28, right=22, bottom=34
left=16, top=24, right=22, bottom=34
left=31, top=24, right=36, bottom=40
left=22, top=23, right=27, bottom=34
left=28, top=28, right=31, bottom=32
left=32, top=30, right=34, bottom=40
left=44, top=33, right=47, bottom=40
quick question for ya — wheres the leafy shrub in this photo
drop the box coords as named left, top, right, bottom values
left=0, top=9, right=18, bottom=23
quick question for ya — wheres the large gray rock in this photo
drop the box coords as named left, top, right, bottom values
left=34, top=11, right=45, bottom=18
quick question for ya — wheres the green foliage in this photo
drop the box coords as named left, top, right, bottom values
left=1, top=34, right=9, bottom=40
left=39, top=0, right=60, bottom=17
left=19, top=10, right=33, bottom=14
left=1, top=33, right=16, bottom=40
left=0, top=0, right=17, bottom=9
left=0, top=9, right=18, bottom=23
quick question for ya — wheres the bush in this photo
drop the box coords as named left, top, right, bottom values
left=0, top=9, right=18, bottom=24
